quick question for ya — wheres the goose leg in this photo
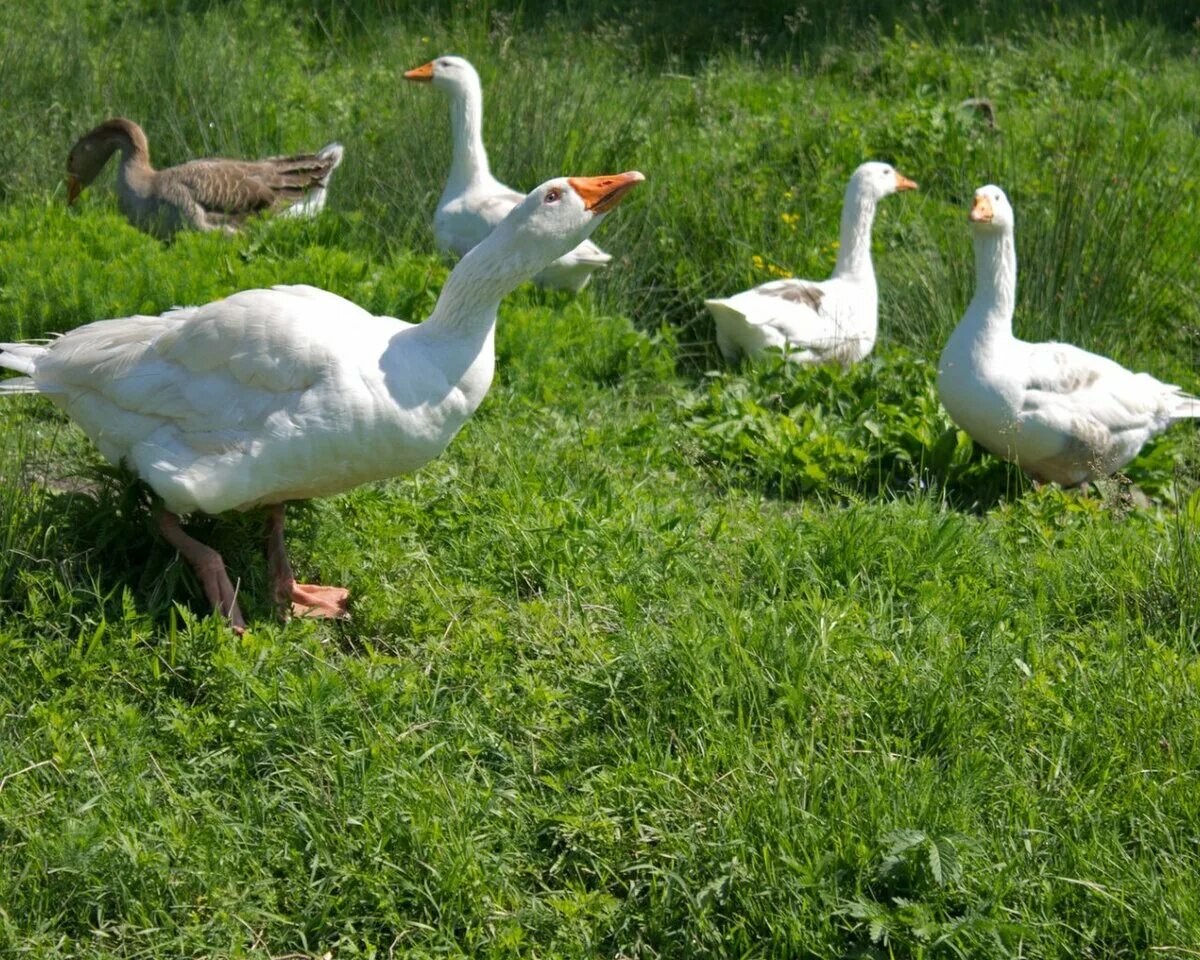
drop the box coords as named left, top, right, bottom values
left=265, top=504, right=350, bottom=621
left=157, top=511, right=246, bottom=634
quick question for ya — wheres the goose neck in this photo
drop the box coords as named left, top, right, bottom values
left=418, top=233, right=536, bottom=339
left=111, top=124, right=152, bottom=170
left=965, top=226, right=1017, bottom=338
left=832, top=183, right=878, bottom=279
left=446, top=77, right=491, bottom=189
left=106, top=143, right=153, bottom=201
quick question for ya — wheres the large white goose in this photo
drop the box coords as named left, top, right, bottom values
left=66, top=118, right=344, bottom=238
left=1, top=171, right=644, bottom=630
left=404, top=56, right=613, bottom=292
left=938, top=185, right=1199, bottom=486
left=705, top=162, right=917, bottom=364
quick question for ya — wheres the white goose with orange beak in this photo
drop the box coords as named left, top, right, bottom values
left=0, top=171, right=644, bottom=631
left=938, top=184, right=1199, bottom=486
left=404, top=56, right=614, bottom=292
left=705, top=162, right=918, bottom=365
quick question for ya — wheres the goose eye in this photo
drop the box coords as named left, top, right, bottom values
left=544, top=188, right=562, bottom=204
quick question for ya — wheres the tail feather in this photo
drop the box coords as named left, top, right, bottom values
left=568, top=239, right=611, bottom=266
left=276, top=142, right=344, bottom=218
left=264, top=142, right=343, bottom=186
left=704, top=298, right=747, bottom=326
left=0, top=377, right=38, bottom=395
left=316, top=142, right=344, bottom=177
left=280, top=186, right=328, bottom=218
left=1171, top=393, right=1200, bottom=418
left=705, top=299, right=749, bottom=362
left=0, top=342, right=45, bottom=377
left=570, top=251, right=612, bottom=266
left=1, top=342, right=42, bottom=395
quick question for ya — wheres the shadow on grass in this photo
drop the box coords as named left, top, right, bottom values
left=0, top=460, right=329, bottom=632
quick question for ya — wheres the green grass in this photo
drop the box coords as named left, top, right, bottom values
left=2, top=1, right=1200, bottom=956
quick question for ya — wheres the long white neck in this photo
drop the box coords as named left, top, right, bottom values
left=445, top=75, right=492, bottom=190
left=419, top=224, right=548, bottom=339
left=386, top=241, right=509, bottom=413
left=403, top=224, right=569, bottom=411
left=961, top=225, right=1017, bottom=341
left=832, top=182, right=879, bottom=279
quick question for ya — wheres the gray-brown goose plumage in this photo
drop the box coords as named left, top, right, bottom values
left=66, top=118, right=344, bottom=238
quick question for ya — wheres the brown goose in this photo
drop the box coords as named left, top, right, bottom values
left=66, top=118, right=344, bottom=238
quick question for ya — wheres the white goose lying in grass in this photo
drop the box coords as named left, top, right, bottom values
left=405, top=56, right=613, bottom=292
left=938, top=185, right=1199, bottom=486
left=1, top=171, right=644, bottom=631
left=705, top=162, right=917, bottom=364
left=66, top=118, right=344, bottom=238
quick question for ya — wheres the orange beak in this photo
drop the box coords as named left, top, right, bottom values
left=895, top=172, right=919, bottom=192
left=67, top=174, right=82, bottom=205
left=969, top=193, right=994, bottom=223
left=566, top=171, right=646, bottom=214
left=404, top=61, right=435, bottom=82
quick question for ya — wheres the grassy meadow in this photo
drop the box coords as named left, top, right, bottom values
left=2, top=1, right=1200, bottom=956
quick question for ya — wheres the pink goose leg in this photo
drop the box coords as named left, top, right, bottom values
left=266, top=504, right=350, bottom=620
left=157, top=511, right=246, bottom=634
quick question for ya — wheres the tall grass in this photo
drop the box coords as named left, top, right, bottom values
left=3, top=2, right=1199, bottom=371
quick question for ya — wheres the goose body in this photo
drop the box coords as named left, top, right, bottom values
left=406, top=56, right=612, bottom=292
left=0, top=284, right=457, bottom=515
left=705, top=162, right=917, bottom=364
left=66, top=118, right=344, bottom=238
left=3, top=171, right=644, bottom=628
left=938, top=185, right=1199, bottom=486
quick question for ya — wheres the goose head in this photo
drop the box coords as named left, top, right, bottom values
left=66, top=118, right=148, bottom=205
left=455, top=171, right=644, bottom=290
left=968, top=184, right=1014, bottom=232
left=403, top=55, right=480, bottom=95
left=849, top=161, right=919, bottom=202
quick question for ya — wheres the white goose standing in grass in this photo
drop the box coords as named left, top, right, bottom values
left=1, top=171, right=644, bottom=631
left=404, top=56, right=613, bottom=292
left=938, top=185, right=1199, bottom=486
left=66, top=118, right=344, bottom=238
left=705, top=162, right=918, bottom=364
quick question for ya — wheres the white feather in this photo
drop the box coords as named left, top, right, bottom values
left=705, top=162, right=917, bottom=364
left=0, top=175, right=626, bottom=517
left=418, top=56, right=612, bottom=293
left=938, top=185, right=1198, bottom=486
